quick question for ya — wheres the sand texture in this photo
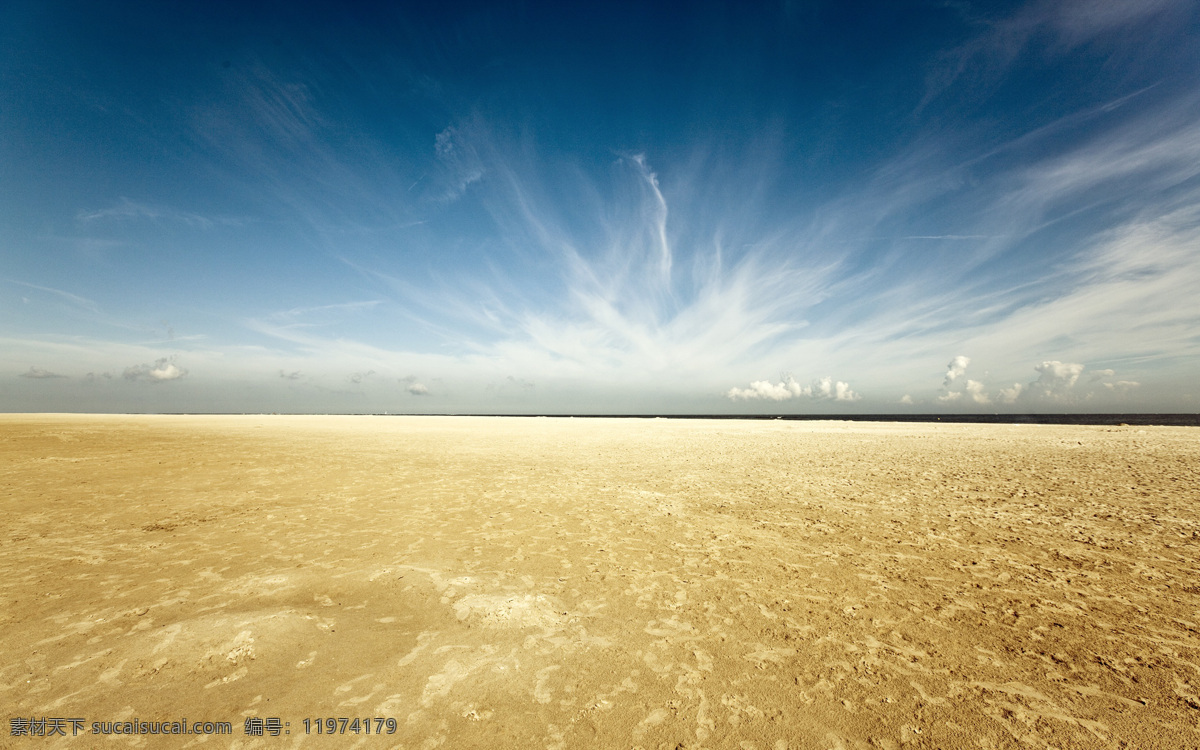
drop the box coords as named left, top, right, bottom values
left=2, top=415, right=1199, bottom=749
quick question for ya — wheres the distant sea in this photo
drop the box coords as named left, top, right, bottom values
left=169, top=413, right=1200, bottom=426
left=463, top=414, right=1200, bottom=426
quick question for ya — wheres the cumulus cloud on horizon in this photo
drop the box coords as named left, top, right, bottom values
left=1032, top=361, right=1086, bottom=397
left=937, top=356, right=990, bottom=404
left=993, top=360, right=1140, bottom=404
left=939, top=378, right=990, bottom=405
left=123, top=358, right=187, bottom=382
left=997, top=382, right=1024, bottom=404
left=727, top=375, right=859, bottom=402
left=943, top=356, right=970, bottom=388
left=926, top=355, right=1145, bottom=407
left=965, top=379, right=990, bottom=405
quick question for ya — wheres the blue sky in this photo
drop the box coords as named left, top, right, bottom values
left=3, top=0, right=1199, bottom=413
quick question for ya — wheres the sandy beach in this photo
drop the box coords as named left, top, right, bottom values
left=2, top=414, right=1198, bottom=749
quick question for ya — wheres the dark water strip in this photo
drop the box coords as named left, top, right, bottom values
left=416, top=413, right=1200, bottom=426
left=122, top=413, right=1200, bottom=426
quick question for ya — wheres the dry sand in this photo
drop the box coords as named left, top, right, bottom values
left=2, top=414, right=1198, bottom=749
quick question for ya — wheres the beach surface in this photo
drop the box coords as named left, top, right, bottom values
left=2, top=414, right=1198, bottom=749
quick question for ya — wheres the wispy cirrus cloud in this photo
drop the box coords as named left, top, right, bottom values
left=76, top=197, right=241, bottom=228
left=4, top=279, right=101, bottom=315
left=287, top=87, right=1200, bottom=410
left=183, top=62, right=426, bottom=242
left=142, top=71, right=1200, bottom=413
left=922, top=0, right=1188, bottom=108
left=341, top=133, right=841, bottom=389
left=267, top=300, right=385, bottom=326
left=432, top=125, right=484, bottom=202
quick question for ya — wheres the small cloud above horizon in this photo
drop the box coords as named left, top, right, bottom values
left=20, top=366, right=67, bottom=379
left=123, top=358, right=187, bottom=382
left=400, top=375, right=430, bottom=395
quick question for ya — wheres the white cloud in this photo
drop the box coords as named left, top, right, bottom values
left=433, top=124, right=484, bottom=202
left=780, top=86, right=1200, bottom=404
left=727, top=379, right=794, bottom=401
left=1032, top=360, right=1085, bottom=396
left=272, top=301, right=383, bottom=321
left=900, top=394, right=913, bottom=404
left=998, top=383, right=1024, bottom=404
left=239, top=92, right=1197, bottom=413
left=990, top=361, right=1142, bottom=405
left=629, top=153, right=673, bottom=281
left=936, top=356, right=988, bottom=405
left=922, top=0, right=1185, bottom=107
left=1050, top=0, right=1183, bottom=44
left=76, top=197, right=229, bottom=228
left=124, top=358, right=187, bottom=382
left=348, top=148, right=839, bottom=392
left=1103, top=380, right=1140, bottom=391
left=1088, top=368, right=1139, bottom=393
left=965, top=379, right=990, bottom=404
left=943, top=355, right=970, bottom=387
left=829, top=378, right=859, bottom=402
left=20, top=366, right=67, bottom=379
left=727, top=375, right=859, bottom=402
left=989, top=360, right=1085, bottom=404
left=5, top=279, right=101, bottom=315
left=399, top=375, right=431, bottom=396
left=927, top=356, right=1136, bottom=407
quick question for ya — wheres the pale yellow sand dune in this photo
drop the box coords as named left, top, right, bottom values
left=2, top=415, right=1198, bottom=748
